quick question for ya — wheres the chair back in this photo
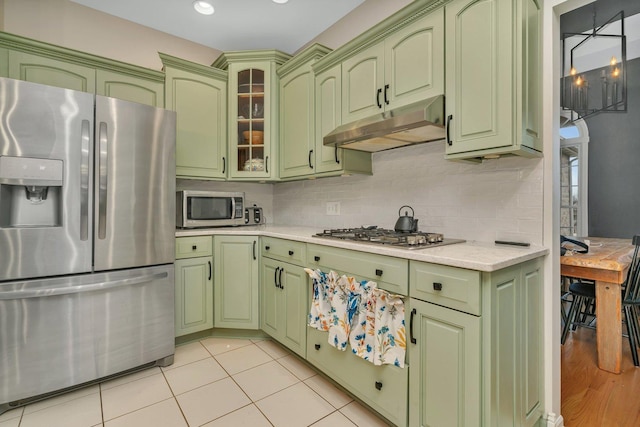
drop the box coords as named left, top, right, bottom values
left=622, top=235, right=640, bottom=304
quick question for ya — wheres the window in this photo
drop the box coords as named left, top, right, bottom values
left=559, top=113, right=589, bottom=236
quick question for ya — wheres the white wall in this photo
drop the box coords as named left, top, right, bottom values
left=296, top=0, right=413, bottom=52
left=0, top=0, right=222, bottom=70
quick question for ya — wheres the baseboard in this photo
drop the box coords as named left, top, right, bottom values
left=545, top=412, right=564, bottom=427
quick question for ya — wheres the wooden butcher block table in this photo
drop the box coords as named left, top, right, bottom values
left=561, top=237, right=634, bottom=373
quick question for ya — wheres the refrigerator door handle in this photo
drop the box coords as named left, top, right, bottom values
left=0, top=272, right=168, bottom=300
left=98, top=121, right=108, bottom=240
left=80, top=119, right=90, bottom=241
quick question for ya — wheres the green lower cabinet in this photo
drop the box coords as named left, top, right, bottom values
left=307, top=327, right=408, bottom=426
left=408, top=258, right=544, bottom=427
left=260, top=257, right=308, bottom=357
left=408, top=298, right=481, bottom=427
left=174, top=256, right=214, bottom=337
left=487, top=260, right=544, bottom=427
left=213, top=236, right=259, bottom=329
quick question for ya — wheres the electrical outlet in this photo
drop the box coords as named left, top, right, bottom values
left=326, top=201, right=341, bottom=215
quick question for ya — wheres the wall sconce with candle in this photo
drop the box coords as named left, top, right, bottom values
left=562, top=10, right=627, bottom=121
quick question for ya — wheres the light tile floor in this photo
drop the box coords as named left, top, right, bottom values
left=0, top=338, right=392, bottom=427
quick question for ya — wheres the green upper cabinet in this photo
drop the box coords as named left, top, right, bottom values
left=213, top=236, right=259, bottom=329
left=341, top=9, right=444, bottom=123
left=314, top=64, right=373, bottom=177
left=213, top=50, right=291, bottom=181
left=96, top=69, right=164, bottom=107
left=0, top=32, right=165, bottom=107
left=444, top=0, right=542, bottom=161
left=161, top=53, right=228, bottom=180
left=278, top=44, right=331, bottom=179
left=7, top=50, right=96, bottom=93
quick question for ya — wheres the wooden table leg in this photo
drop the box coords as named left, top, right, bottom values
left=595, top=280, right=622, bottom=373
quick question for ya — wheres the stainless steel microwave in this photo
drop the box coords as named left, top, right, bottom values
left=176, top=190, right=245, bottom=228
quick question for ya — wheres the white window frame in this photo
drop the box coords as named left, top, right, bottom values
left=559, top=112, right=589, bottom=237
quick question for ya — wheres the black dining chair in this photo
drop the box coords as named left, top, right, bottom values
left=561, top=235, right=640, bottom=366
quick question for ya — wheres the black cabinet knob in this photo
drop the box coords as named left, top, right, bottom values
left=192, top=245, right=197, bottom=250
left=375, top=381, right=383, bottom=391
left=315, top=344, right=321, bottom=350
left=265, top=246, right=270, bottom=250
left=433, top=282, right=443, bottom=291
left=375, top=269, right=383, bottom=277
left=314, top=256, right=320, bottom=262
left=289, top=250, right=294, bottom=256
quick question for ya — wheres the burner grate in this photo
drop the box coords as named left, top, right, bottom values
left=314, top=227, right=464, bottom=250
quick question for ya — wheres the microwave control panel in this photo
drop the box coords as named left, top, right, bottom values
left=234, top=197, right=244, bottom=218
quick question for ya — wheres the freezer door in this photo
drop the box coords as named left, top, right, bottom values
left=0, top=77, right=94, bottom=281
left=94, top=96, right=176, bottom=271
left=0, top=264, right=175, bottom=406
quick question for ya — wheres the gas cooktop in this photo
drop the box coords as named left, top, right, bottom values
left=313, top=227, right=465, bottom=250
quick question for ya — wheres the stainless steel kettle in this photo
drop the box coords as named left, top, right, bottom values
left=394, top=205, right=418, bottom=233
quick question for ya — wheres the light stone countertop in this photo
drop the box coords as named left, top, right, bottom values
left=176, top=225, right=548, bottom=272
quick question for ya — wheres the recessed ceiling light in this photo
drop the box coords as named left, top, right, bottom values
left=193, top=1, right=214, bottom=15
left=272, top=0, right=289, bottom=4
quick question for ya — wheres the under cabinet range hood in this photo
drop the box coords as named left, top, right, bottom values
left=323, top=95, right=446, bottom=152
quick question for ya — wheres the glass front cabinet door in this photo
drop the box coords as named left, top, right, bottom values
left=215, top=51, right=290, bottom=180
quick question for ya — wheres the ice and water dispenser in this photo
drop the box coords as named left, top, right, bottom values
left=0, top=156, right=64, bottom=228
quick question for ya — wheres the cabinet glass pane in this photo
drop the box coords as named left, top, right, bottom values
left=236, top=68, right=265, bottom=172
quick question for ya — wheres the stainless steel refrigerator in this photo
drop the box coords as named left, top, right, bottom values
left=0, top=77, right=176, bottom=413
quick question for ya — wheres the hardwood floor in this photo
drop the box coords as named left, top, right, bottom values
left=561, top=327, right=640, bottom=426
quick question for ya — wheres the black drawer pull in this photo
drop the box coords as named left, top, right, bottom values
left=315, top=344, right=321, bottom=350
left=208, top=261, right=212, bottom=281
left=288, top=250, right=294, bottom=256
left=375, top=381, right=383, bottom=391
left=410, top=308, right=417, bottom=344
left=433, top=282, right=443, bottom=291
left=314, top=256, right=320, bottom=262
left=265, top=246, right=270, bottom=251
left=375, top=269, right=383, bottom=277
left=192, top=245, right=197, bottom=250
left=274, top=267, right=280, bottom=288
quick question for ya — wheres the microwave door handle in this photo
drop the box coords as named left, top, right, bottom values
left=80, top=119, right=90, bottom=241
left=231, top=197, right=236, bottom=219
left=98, top=122, right=108, bottom=240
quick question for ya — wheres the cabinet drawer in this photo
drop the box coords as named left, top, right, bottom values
left=261, top=237, right=306, bottom=265
left=410, top=261, right=481, bottom=315
left=306, top=327, right=408, bottom=426
left=176, top=236, right=213, bottom=259
left=306, top=244, right=408, bottom=295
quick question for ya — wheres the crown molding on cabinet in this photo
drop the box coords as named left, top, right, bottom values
left=211, top=49, right=292, bottom=70
left=0, top=31, right=165, bottom=82
left=159, top=52, right=228, bottom=81
left=277, top=43, right=332, bottom=78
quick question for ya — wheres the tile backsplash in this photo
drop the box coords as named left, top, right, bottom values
left=273, top=143, right=544, bottom=245
left=178, top=143, right=543, bottom=245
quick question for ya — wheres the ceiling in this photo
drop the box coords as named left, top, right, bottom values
left=70, top=0, right=365, bottom=54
